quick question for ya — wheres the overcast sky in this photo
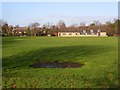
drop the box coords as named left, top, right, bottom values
left=2, top=2, right=118, bottom=26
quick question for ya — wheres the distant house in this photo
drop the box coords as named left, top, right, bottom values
left=12, top=25, right=107, bottom=37
left=57, top=26, right=107, bottom=37
left=58, top=31, right=107, bottom=37
left=14, top=27, right=28, bottom=36
left=13, top=27, right=43, bottom=36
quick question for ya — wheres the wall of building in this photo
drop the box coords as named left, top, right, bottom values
left=100, top=32, right=107, bottom=36
left=58, top=32, right=107, bottom=37
left=58, top=32, right=99, bottom=37
left=58, top=32, right=80, bottom=37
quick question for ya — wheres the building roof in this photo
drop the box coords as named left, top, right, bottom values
left=57, top=26, right=107, bottom=32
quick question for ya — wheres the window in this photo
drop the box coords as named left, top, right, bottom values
left=63, top=33, right=66, bottom=35
left=59, top=33, right=61, bottom=36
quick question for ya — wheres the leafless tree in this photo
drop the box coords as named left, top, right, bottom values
left=70, top=23, right=78, bottom=27
left=28, top=22, right=40, bottom=36
left=80, top=22, right=86, bottom=26
left=57, top=20, right=66, bottom=28
left=93, top=20, right=101, bottom=26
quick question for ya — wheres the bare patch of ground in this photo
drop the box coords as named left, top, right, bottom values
left=30, top=61, right=84, bottom=68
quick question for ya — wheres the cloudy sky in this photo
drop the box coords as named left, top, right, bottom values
left=2, top=2, right=118, bottom=26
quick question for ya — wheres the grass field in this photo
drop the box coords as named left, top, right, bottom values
left=2, top=36, right=118, bottom=88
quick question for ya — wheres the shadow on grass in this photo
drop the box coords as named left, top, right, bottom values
left=2, top=37, right=25, bottom=48
left=2, top=45, right=111, bottom=69
left=3, top=45, right=118, bottom=88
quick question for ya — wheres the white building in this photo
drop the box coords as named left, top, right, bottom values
left=58, top=30, right=107, bottom=37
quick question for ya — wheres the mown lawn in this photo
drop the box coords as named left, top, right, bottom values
left=2, top=36, right=118, bottom=88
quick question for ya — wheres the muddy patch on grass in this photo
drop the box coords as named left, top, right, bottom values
left=30, top=61, right=84, bottom=68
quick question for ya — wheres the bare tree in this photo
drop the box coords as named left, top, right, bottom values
left=113, top=19, right=120, bottom=35
left=15, top=25, right=19, bottom=28
left=80, top=22, right=86, bottom=26
left=0, top=19, right=4, bottom=26
left=70, top=23, right=78, bottom=27
left=43, top=22, right=52, bottom=29
left=105, top=21, right=115, bottom=36
left=105, top=21, right=112, bottom=26
left=42, top=22, right=53, bottom=36
left=0, top=19, right=7, bottom=26
left=57, top=20, right=66, bottom=28
left=2, top=22, right=9, bottom=36
left=93, top=20, right=101, bottom=26
left=90, top=23, right=95, bottom=26
left=0, top=19, right=4, bottom=35
left=28, top=22, right=40, bottom=36
left=8, top=25, right=13, bottom=36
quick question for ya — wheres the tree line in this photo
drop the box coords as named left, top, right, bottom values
left=0, top=19, right=120, bottom=36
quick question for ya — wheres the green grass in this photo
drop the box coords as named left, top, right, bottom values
left=2, top=36, right=118, bottom=88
